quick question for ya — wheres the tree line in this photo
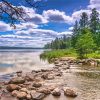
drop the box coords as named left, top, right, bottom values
left=44, top=8, right=100, bottom=58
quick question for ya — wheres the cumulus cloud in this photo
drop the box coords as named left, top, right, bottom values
left=88, top=0, right=100, bottom=10
left=15, top=22, right=38, bottom=31
left=43, top=9, right=73, bottom=24
left=16, top=28, right=58, bottom=37
left=0, top=21, right=12, bottom=32
left=21, top=6, right=48, bottom=24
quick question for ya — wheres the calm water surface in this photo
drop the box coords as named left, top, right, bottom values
left=0, top=49, right=54, bottom=75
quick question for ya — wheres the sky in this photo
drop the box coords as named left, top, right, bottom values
left=0, top=0, right=100, bottom=47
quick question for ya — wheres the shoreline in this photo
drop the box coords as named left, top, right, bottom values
left=0, top=57, right=79, bottom=100
left=0, top=57, right=100, bottom=100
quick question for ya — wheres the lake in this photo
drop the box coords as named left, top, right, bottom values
left=0, top=49, right=54, bottom=80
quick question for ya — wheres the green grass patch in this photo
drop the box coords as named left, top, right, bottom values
left=40, top=49, right=100, bottom=63
left=87, top=51, right=100, bottom=59
left=40, top=49, right=77, bottom=62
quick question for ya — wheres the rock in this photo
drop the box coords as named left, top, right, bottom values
left=12, top=90, right=19, bottom=97
left=41, top=73, right=48, bottom=79
left=6, top=84, right=20, bottom=92
left=47, top=74, right=54, bottom=80
left=37, top=87, right=51, bottom=95
left=16, top=71, right=22, bottom=77
left=33, top=82, right=42, bottom=88
left=9, top=77, right=25, bottom=84
left=31, top=91, right=45, bottom=100
left=63, top=87, right=78, bottom=97
left=54, top=61, right=59, bottom=64
left=52, top=88, right=61, bottom=96
left=26, top=94, right=32, bottom=100
left=55, top=72, right=62, bottom=76
left=25, top=75, right=34, bottom=81
left=17, top=91, right=27, bottom=99
left=0, top=90, right=2, bottom=99
left=20, top=88, right=28, bottom=93
left=41, top=69, right=48, bottom=72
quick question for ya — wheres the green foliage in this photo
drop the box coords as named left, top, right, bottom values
left=44, top=8, right=100, bottom=59
left=44, top=35, right=71, bottom=49
left=79, top=12, right=89, bottom=29
left=40, top=49, right=76, bottom=62
left=90, top=8, right=100, bottom=33
left=75, top=28, right=96, bottom=59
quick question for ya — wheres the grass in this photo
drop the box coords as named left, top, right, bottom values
left=40, top=49, right=77, bottom=62
left=40, top=49, right=100, bottom=63
left=87, top=51, right=100, bottom=59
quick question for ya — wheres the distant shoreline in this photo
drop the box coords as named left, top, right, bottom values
left=0, top=46, right=43, bottom=49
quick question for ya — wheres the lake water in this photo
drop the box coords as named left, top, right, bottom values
left=0, top=49, right=54, bottom=75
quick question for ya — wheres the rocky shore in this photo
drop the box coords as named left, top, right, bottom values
left=0, top=57, right=79, bottom=100
left=0, top=57, right=100, bottom=100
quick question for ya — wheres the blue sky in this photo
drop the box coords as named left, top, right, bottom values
left=0, top=0, right=100, bottom=47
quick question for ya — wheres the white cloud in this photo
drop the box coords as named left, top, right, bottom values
left=58, top=31, right=72, bottom=36
left=0, top=21, right=12, bottom=32
left=16, top=28, right=58, bottom=37
left=88, top=0, right=100, bottom=10
left=72, top=10, right=91, bottom=21
left=43, top=9, right=73, bottom=24
left=68, top=27, right=73, bottom=31
left=15, top=22, right=38, bottom=31
left=21, top=6, right=48, bottom=24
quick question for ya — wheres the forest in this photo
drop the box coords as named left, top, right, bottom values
left=44, top=8, right=100, bottom=59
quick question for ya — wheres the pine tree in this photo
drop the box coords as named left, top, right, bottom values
left=90, top=8, right=99, bottom=33
left=90, top=8, right=100, bottom=47
left=71, top=20, right=79, bottom=48
left=76, top=28, right=96, bottom=58
left=79, top=12, right=89, bottom=29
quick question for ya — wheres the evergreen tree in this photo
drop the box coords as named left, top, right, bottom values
left=90, top=8, right=99, bottom=33
left=76, top=28, right=96, bottom=59
left=79, top=12, right=89, bottom=29
left=90, top=8, right=100, bottom=47
left=71, top=20, right=79, bottom=47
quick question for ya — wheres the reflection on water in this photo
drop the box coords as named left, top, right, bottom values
left=0, top=49, right=54, bottom=75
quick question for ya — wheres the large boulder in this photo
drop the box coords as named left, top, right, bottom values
left=30, top=91, right=45, bottom=100
left=9, top=77, right=25, bottom=84
left=52, top=88, right=61, bottom=96
left=63, top=87, right=78, bottom=97
left=6, top=84, right=20, bottom=92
